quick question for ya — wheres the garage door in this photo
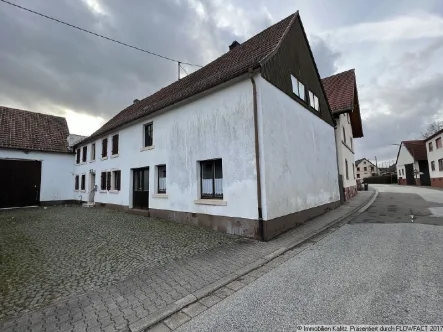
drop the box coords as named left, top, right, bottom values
left=0, top=159, right=42, bottom=208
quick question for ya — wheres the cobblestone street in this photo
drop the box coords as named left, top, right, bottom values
left=0, top=206, right=237, bottom=322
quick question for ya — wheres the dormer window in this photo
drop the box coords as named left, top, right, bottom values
left=308, top=91, right=319, bottom=112
left=291, top=75, right=305, bottom=101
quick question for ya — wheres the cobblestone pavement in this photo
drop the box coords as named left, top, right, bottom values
left=0, top=191, right=373, bottom=332
left=0, top=206, right=237, bottom=322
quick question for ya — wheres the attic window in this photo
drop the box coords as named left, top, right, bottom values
left=308, top=91, right=320, bottom=112
left=291, top=75, right=305, bottom=100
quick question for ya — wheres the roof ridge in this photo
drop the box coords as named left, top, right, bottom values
left=0, top=106, right=66, bottom=120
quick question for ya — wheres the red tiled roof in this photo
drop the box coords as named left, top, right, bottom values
left=84, top=13, right=298, bottom=143
left=402, top=140, right=427, bottom=161
left=0, top=106, right=70, bottom=153
left=322, top=69, right=355, bottom=113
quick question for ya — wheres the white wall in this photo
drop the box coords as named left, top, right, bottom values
left=0, top=149, right=74, bottom=202
left=335, top=113, right=357, bottom=188
left=396, top=145, right=419, bottom=179
left=74, top=79, right=259, bottom=220
left=255, top=76, right=340, bottom=221
left=426, top=133, right=443, bottom=179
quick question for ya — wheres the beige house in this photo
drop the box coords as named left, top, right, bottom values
left=355, top=158, right=379, bottom=182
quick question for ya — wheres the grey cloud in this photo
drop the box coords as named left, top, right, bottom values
left=310, top=35, right=341, bottom=77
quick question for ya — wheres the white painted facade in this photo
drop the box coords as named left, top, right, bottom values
left=396, top=145, right=419, bottom=179
left=425, top=133, right=443, bottom=179
left=0, top=148, right=74, bottom=202
left=255, top=76, right=340, bottom=220
left=356, top=159, right=379, bottom=181
left=334, top=113, right=357, bottom=189
left=73, top=79, right=259, bottom=220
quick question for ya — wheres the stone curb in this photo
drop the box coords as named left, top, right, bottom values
left=129, top=190, right=378, bottom=332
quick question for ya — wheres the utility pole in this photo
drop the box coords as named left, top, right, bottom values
left=178, top=61, right=181, bottom=80
left=375, top=156, right=378, bottom=174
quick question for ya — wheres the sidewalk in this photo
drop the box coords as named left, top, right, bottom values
left=0, top=190, right=376, bottom=332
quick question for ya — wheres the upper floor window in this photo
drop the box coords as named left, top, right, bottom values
left=144, top=123, right=153, bottom=147
left=364, top=167, right=367, bottom=171
left=345, top=159, right=349, bottom=180
left=436, top=137, right=442, bottom=149
left=350, top=137, right=353, bottom=150
left=201, top=159, right=223, bottom=199
left=82, top=146, right=87, bottom=163
left=112, top=134, right=119, bottom=156
left=342, top=126, right=346, bottom=145
left=290, top=75, right=305, bottom=100
left=76, top=149, right=80, bottom=164
left=371, top=166, right=374, bottom=171
left=429, top=142, right=433, bottom=152
left=357, top=167, right=360, bottom=171
left=157, top=165, right=166, bottom=194
left=102, top=138, right=108, bottom=158
left=91, top=143, right=96, bottom=161
left=308, top=91, right=319, bottom=112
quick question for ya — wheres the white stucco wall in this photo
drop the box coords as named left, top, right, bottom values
left=396, top=145, right=419, bottom=179
left=356, top=159, right=379, bottom=180
left=426, top=133, right=443, bottom=179
left=74, top=79, right=259, bottom=220
left=255, top=75, right=340, bottom=221
left=335, top=113, right=357, bottom=188
left=0, top=149, right=74, bottom=202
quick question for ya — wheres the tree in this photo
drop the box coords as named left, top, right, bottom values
left=420, top=121, right=443, bottom=139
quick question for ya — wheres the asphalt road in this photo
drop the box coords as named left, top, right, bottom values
left=176, top=185, right=443, bottom=331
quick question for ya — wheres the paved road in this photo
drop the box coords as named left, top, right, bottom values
left=176, top=185, right=443, bottom=331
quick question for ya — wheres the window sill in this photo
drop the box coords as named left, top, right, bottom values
left=109, top=190, right=119, bottom=194
left=80, top=190, right=86, bottom=193
left=99, top=190, right=108, bottom=193
left=194, top=199, right=227, bottom=206
left=89, top=160, right=95, bottom=163
left=111, top=154, right=119, bottom=158
left=101, top=156, right=108, bottom=161
left=140, top=145, right=155, bottom=152
left=152, top=193, right=168, bottom=198
left=74, top=189, right=79, bottom=192
left=81, top=161, right=87, bottom=165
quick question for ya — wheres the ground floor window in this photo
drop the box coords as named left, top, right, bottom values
left=75, top=175, right=79, bottom=190
left=439, top=159, right=443, bottom=171
left=112, top=170, right=121, bottom=191
left=201, top=159, right=223, bottom=199
left=157, top=165, right=166, bottom=193
left=431, top=161, right=436, bottom=171
left=345, top=159, right=349, bottom=180
left=81, top=174, right=86, bottom=191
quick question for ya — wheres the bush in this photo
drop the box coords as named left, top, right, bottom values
left=363, top=174, right=397, bottom=184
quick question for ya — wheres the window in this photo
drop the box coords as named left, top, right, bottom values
left=357, top=167, right=360, bottom=171
left=76, top=149, right=80, bottom=164
left=357, top=173, right=360, bottom=178
left=309, top=91, right=320, bottom=111
left=291, top=75, right=305, bottom=100
left=201, top=159, right=223, bottom=199
left=402, top=169, right=405, bottom=176
left=82, top=146, right=87, bottom=163
left=75, top=175, right=79, bottom=190
left=81, top=174, right=86, bottom=191
left=112, top=134, right=119, bottom=155
left=437, top=138, right=442, bottom=149
left=112, top=170, right=121, bottom=191
left=439, top=159, right=443, bottom=171
left=102, top=138, right=108, bottom=158
left=345, top=159, right=349, bottom=180
left=371, top=166, right=374, bottom=171
left=144, top=123, right=153, bottom=147
left=347, top=113, right=350, bottom=124
left=157, top=165, right=166, bottom=193
left=100, top=171, right=112, bottom=191
left=91, top=143, right=96, bottom=161
left=350, top=137, right=353, bottom=150
left=342, top=127, right=346, bottom=145
left=431, top=161, right=436, bottom=171
left=429, top=142, right=433, bottom=152
left=364, top=167, right=367, bottom=171
left=353, top=165, right=355, bottom=179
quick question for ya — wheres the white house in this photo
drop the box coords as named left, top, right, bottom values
left=395, top=140, right=430, bottom=186
left=0, top=106, right=74, bottom=208
left=355, top=158, right=381, bottom=182
left=322, top=69, right=364, bottom=201
left=72, top=12, right=341, bottom=240
left=424, top=131, right=443, bottom=187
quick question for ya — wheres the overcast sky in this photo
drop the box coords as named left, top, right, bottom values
left=1, top=0, right=443, bottom=165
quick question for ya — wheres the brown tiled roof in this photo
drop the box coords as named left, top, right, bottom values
left=84, top=13, right=297, bottom=143
left=322, top=69, right=355, bottom=113
left=0, top=106, right=70, bottom=153
left=402, top=140, right=427, bottom=161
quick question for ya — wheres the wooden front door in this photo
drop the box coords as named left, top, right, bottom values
left=0, top=159, right=41, bottom=208
left=133, top=167, right=149, bottom=210
left=405, top=164, right=415, bottom=185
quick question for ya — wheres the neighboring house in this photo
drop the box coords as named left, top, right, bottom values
left=355, top=158, right=380, bottom=181
left=73, top=12, right=341, bottom=241
left=424, top=129, right=443, bottom=187
left=395, top=140, right=430, bottom=186
left=0, top=106, right=74, bottom=208
left=379, top=164, right=396, bottom=175
left=322, top=69, right=363, bottom=201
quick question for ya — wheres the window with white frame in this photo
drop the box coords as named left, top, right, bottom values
left=308, top=91, right=320, bottom=111
left=291, top=75, right=305, bottom=100
left=76, top=149, right=80, bottom=164
left=82, top=146, right=87, bottom=163
left=101, top=171, right=112, bottom=191
left=157, top=165, right=166, bottom=193
left=81, top=174, right=86, bottom=191
left=74, top=175, right=79, bottom=190
left=431, top=161, right=436, bottom=171
left=201, top=159, right=223, bottom=199
left=144, top=122, right=153, bottom=147
left=112, top=170, right=121, bottom=191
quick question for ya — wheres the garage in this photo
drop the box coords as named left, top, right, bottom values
left=0, top=159, right=42, bottom=208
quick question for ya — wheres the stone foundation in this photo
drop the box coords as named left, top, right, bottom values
left=431, top=177, right=443, bottom=187
left=343, top=185, right=357, bottom=201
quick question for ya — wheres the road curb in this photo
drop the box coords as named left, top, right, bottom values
left=129, top=189, right=378, bottom=332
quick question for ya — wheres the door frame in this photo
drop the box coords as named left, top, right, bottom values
left=132, top=167, right=150, bottom=210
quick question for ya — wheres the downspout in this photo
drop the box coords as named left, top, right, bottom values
left=249, top=68, right=264, bottom=240
left=333, top=118, right=344, bottom=203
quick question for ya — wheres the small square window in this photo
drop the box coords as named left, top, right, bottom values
left=201, top=159, right=223, bottom=199
left=157, top=165, right=166, bottom=193
left=144, top=123, right=153, bottom=147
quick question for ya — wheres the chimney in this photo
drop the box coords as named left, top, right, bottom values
left=229, top=41, right=240, bottom=51
left=133, top=99, right=140, bottom=104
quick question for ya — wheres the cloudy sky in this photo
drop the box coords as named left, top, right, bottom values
left=1, top=0, right=443, bottom=165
